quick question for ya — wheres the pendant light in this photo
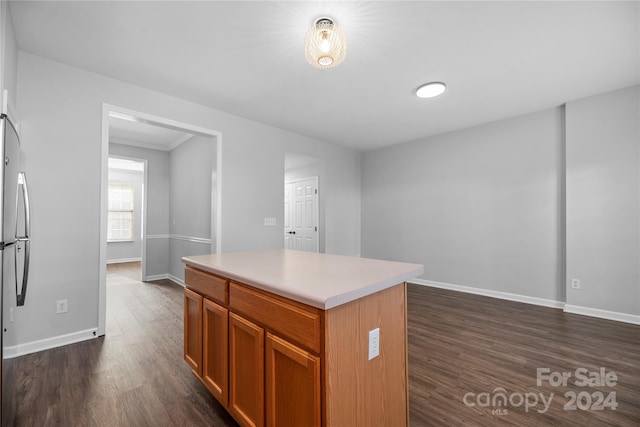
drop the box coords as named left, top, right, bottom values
left=304, top=17, right=347, bottom=69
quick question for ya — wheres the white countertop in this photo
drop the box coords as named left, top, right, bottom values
left=182, top=249, right=424, bottom=310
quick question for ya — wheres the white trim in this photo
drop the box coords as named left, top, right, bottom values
left=109, top=134, right=195, bottom=152
left=564, top=305, right=640, bottom=325
left=411, top=279, right=640, bottom=325
left=106, top=257, right=142, bottom=264
left=3, top=328, right=98, bottom=359
left=146, top=234, right=170, bottom=240
left=108, top=154, right=149, bottom=281
left=144, top=273, right=184, bottom=288
left=99, top=103, right=222, bottom=339
left=170, top=234, right=212, bottom=244
left=98, top=106, right=109, bottom=337
left=168, top=274, right=185, bottom=287
left=146, top=234, right=212, bottom=244
left=411, top=278, right=564, bottom=309
left=144, top=273, right=169, bottom=281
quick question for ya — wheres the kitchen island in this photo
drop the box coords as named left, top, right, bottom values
left=182, top=249, right=424, bottom=427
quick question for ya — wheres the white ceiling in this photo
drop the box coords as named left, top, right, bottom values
left=9, top=1, right=639, bottom=152
left=109, top=115, right=194, bottom=151
left=108, top=157, right=144, bottom=172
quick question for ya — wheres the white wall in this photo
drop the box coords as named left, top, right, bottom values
left=106, top=168, right=143, bottom=263
left=13, top=51, right=361, bottom=351
left=362, top=108, right=564, bottom=302
left=0, top=2, right=18, bottom=107
left=169, top=135, right=214, bottom=282
left=362, top=86, right=640, bottom=321
left=565, top=86, right=639, bottom=317
left=0, top=2, right=20, bottom=354
left=109, top=143, right=170, bottom=279
left=110, top=137, right=215, bottom=283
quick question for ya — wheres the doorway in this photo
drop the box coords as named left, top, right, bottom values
left=106, top=156, right=146, bottom=272
left=284, top=152, right=324, bottom=253
left=284, top=177, right=319, bottom=252
left=99, top=104, right=222, bottom=337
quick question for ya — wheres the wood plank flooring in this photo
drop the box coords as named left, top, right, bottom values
left=11, top=263, right=238, bottom=427
left=408, top=285, right=640, bottom=426
left=8, top=262, right=640, bottom=426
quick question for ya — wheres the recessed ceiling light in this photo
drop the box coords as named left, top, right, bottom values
left=416, top=82, right=446, bottom=98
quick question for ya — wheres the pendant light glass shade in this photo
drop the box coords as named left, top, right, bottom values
left=305, top=17, right=346, bottom=69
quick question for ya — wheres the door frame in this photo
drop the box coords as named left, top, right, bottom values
left=99, top=103, right=223, bottom=337
left=106, top=155, right=148, bottom=275
left=284, top=176, right=319, bottom=253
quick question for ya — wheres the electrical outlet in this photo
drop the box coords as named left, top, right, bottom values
left=571, top=279, right=581, bottom=290
left=368, top=328, right=380, bottom=360
left=56, top=299, right=68, bottom=314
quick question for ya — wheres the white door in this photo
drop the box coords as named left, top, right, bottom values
left=284, top=177, right=318, bottom=252
left=284, top=183, right=294, bottom=249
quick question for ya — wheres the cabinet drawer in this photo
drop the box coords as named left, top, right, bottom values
left=185, top=266, right=228, bottom=305
left=229, top=282, right=321, bottom=354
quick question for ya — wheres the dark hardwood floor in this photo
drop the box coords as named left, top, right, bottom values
left=408, top=285, right=640, bottom=426
left=9, top=262, right=640, bottom=426
left=11, top=263, right=238, bottom=427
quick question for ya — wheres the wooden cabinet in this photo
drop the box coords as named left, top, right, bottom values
left=185, top=272, right=321, bottom=427
left=185, top=266, right=228, bottom=304
left=229, top=282, right=321, bottom=353
left=184, top=265, right=408, bottom=427
left=183, top=288, right=203, bottom=375
left=229, top=313, right=265, bottom=427
left=203, top=298, right=228, bottom=405
left=266, top=333, right=320, bottom=427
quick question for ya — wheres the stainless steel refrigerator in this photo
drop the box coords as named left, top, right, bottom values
left=0, top=113, right=31, bottom=425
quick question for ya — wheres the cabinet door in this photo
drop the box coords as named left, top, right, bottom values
left=266, top=333, right=320, bottom=427
left=203, top=298, right=229, bottom=405
left=229, top=313, right=264, bottom=427
left=184, top=288, right=203, bottom=376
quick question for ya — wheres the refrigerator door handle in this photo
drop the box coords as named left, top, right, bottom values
left=16, top=172, right=30, bottom=307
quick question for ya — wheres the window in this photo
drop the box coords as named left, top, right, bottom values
left=108, top=181, right=134, bottom=241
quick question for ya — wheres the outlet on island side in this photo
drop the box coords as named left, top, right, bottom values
left=56, top=299, right=68, bottom=314
left=368, top=327, right=380, bottom=360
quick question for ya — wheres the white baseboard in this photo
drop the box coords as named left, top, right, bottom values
left=144, top=273, right=184, bottom=287
left=411, top=278, right=564, bottom=309
left=411, top=279, right=640, bottom=325
left=3, top=328, right=99, bottom=359
left=168, top=274, right=185, bottom=287
left=564, top=304, right=640, bottom=325
left=4, top=274, right=186, bottom=359
left=144, top=273, right=169, bottom=281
